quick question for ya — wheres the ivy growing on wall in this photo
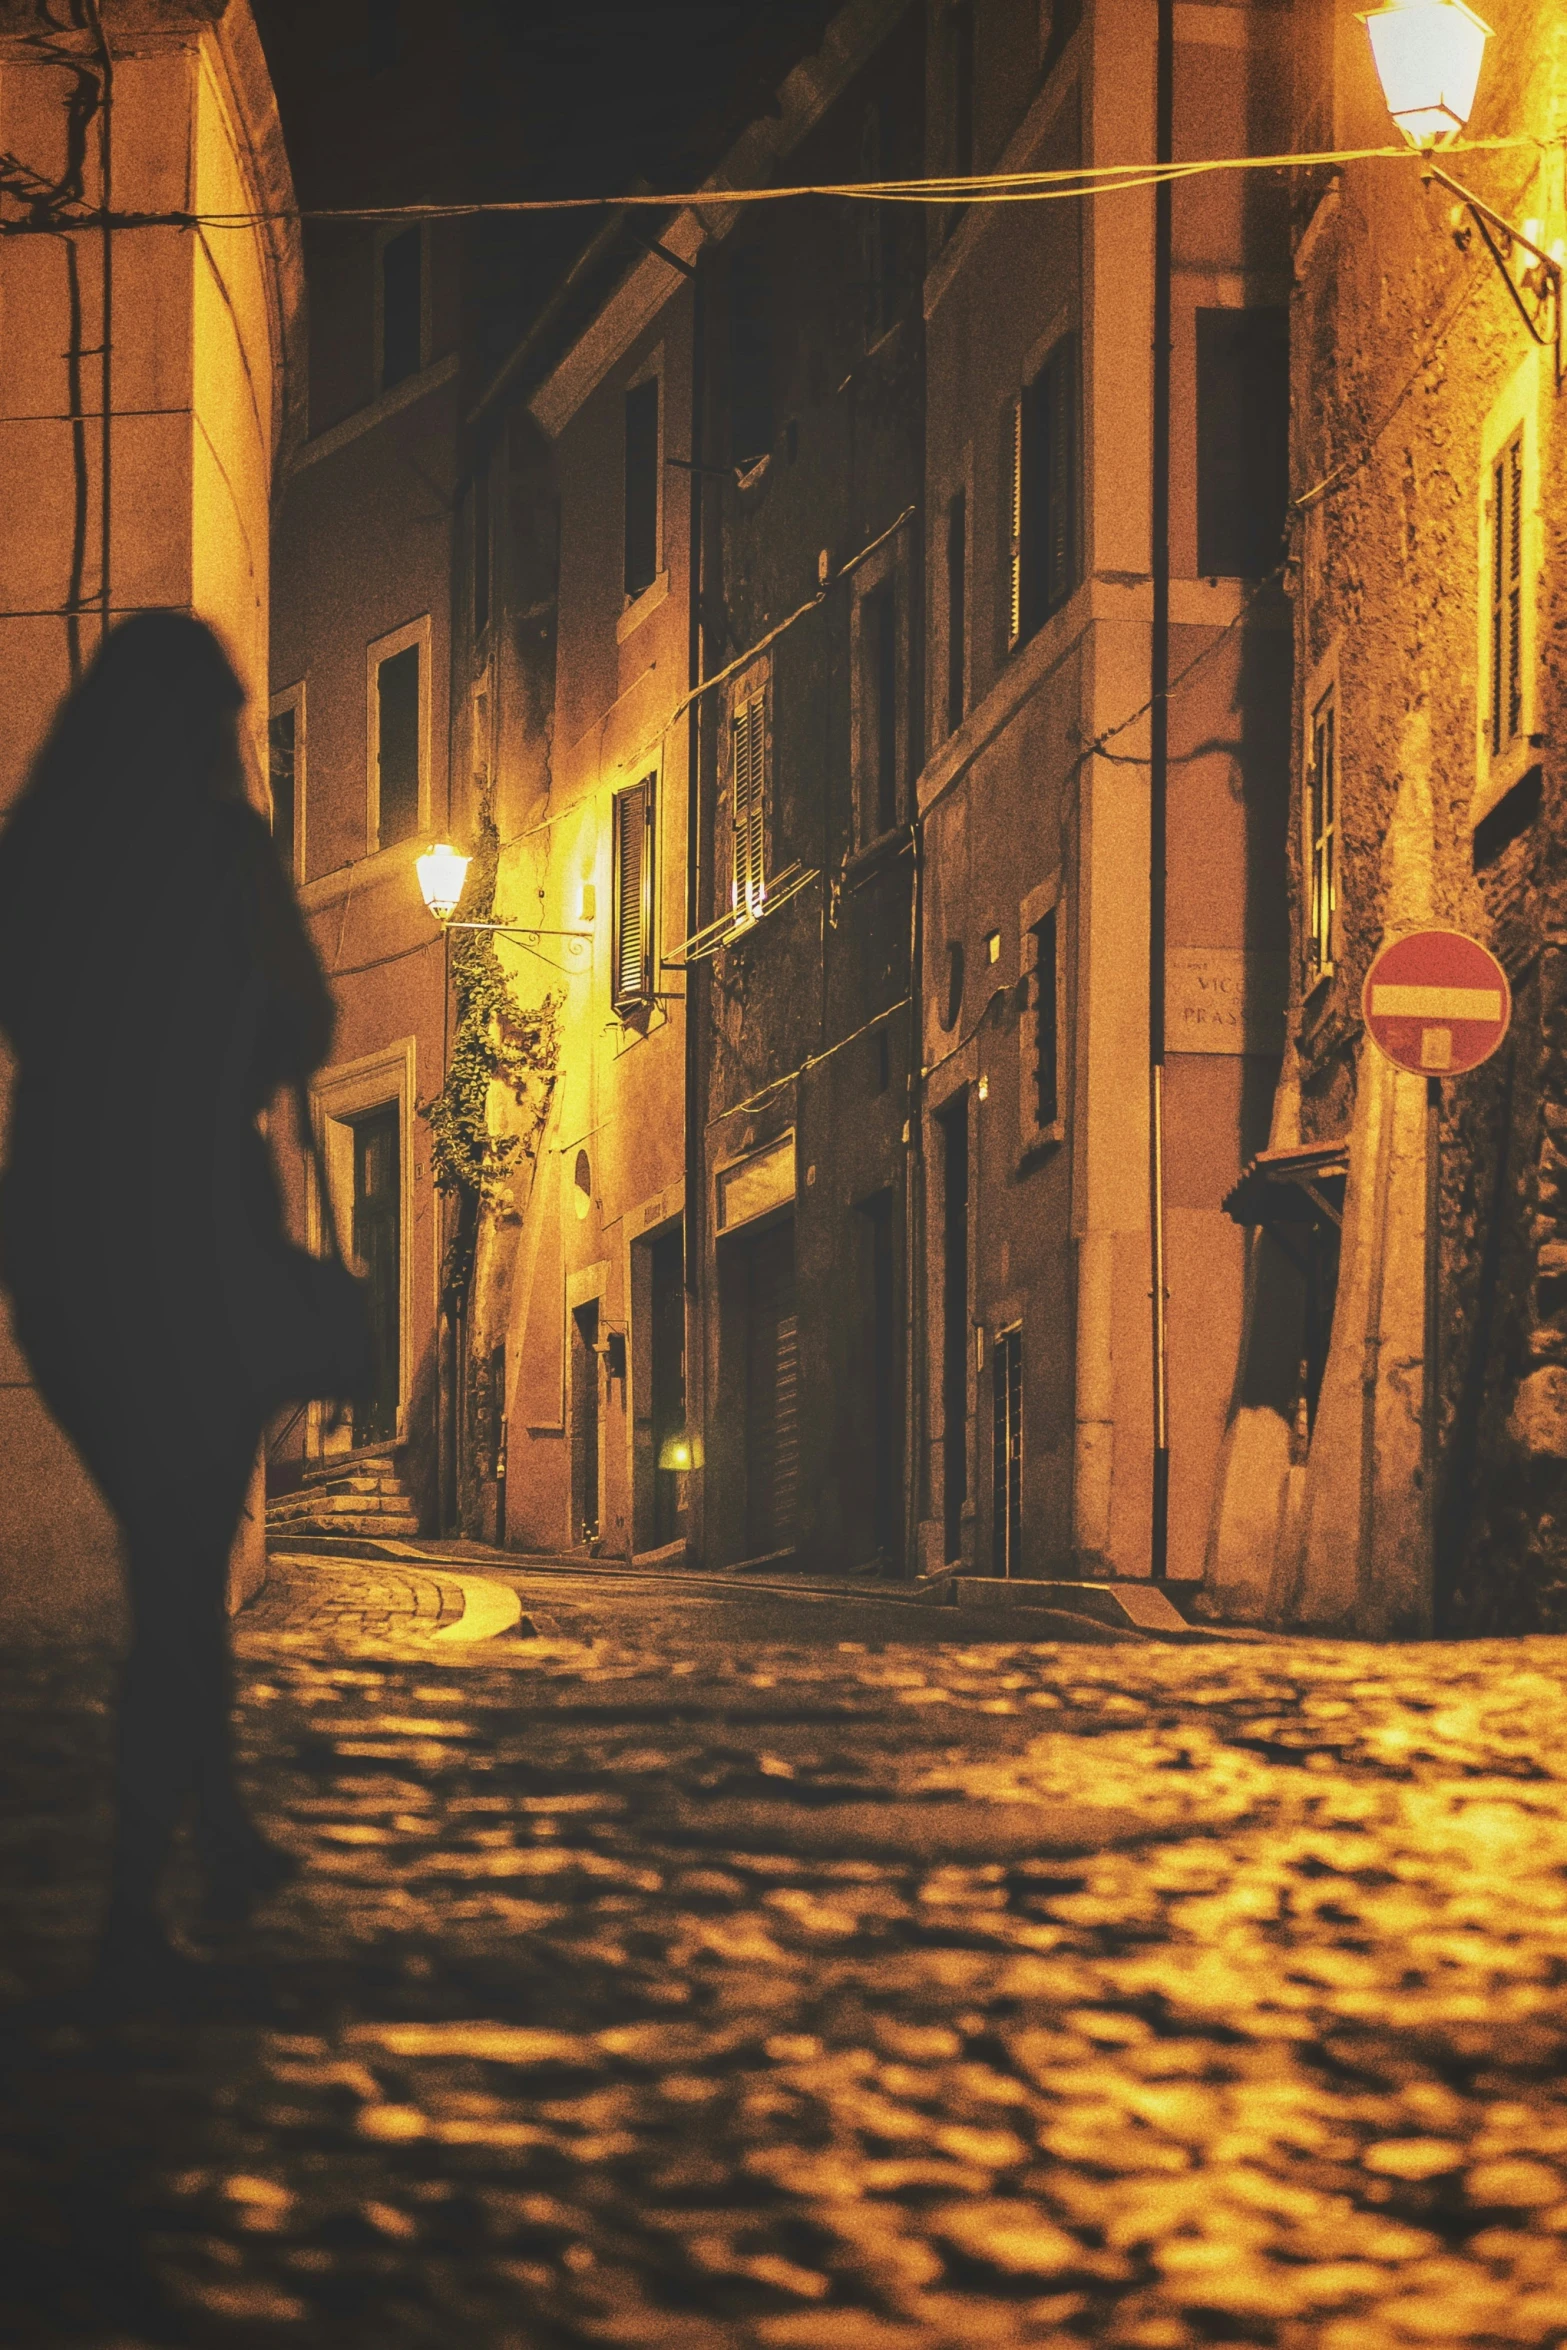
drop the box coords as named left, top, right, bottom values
left=421, top=798, right=560, bottom=1220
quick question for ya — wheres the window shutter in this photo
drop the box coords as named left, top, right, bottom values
left=732, top=690, right=767, bottom=916
left=613, top=779, right=653, bottom=1011
left=1043, top=336, right=1078, bottom=615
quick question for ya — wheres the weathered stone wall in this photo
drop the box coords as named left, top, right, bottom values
left=1285, top=0, right=1567, bottom=1631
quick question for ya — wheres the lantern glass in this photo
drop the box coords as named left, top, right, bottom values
left=1361, top=1, right=1490, bottom=148
left=417, top=841, right=470, bottom=921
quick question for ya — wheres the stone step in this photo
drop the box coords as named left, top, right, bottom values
left=268, top=1488, right=401, bottom=1519
left=270, top=1477, right=385, bottom=1508
left=268, top=1510, right=421, bottom=1541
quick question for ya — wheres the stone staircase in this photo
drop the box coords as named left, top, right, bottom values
left=265, top=1452, right=421, bottom=1544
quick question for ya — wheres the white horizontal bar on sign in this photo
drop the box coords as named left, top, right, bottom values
left=1370, top=985, right=1503, bottom=1021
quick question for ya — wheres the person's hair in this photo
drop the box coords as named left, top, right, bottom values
left=23, top=611, right=245, bottom=819
left=0, top=613, right=248, bottom=1043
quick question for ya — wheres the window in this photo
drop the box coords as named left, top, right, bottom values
left=945, top=488, right=967, bottom=735
left=472, top=458, right=491, bottom=640
left=992, top=1324, right=1022, bottom=1577
left=863, top=582, right=900, bottom=837
left=1490, top=428, right=1523, bottom=759
left=1196, top=307, right=1289, bottom=578
left=729, top=249, right=773, bottom=465
left=732, top=686, right=767, bottom=917
left=1007, top=333, right=1079, bottom=650
left=1021, top=900, right=1063, bottom=1146
left=380, top=226, right=423, bottom=394
left=624, top=375, right=660, bottom=599
left=369, top=626, right=424, bottom=851
left=613, top=777, right=655, bottom=1014
left=1306, top=689, right=1338, bottom=982
left=267, top=691, right=302, bottom=880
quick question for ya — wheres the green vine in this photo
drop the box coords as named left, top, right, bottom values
left=421, top=800, right=560, bottom=1216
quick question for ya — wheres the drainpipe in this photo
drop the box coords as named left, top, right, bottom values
left=684, top=254, right=707, bottom=1566
left=1148, top=0, right=1174, bottom=1580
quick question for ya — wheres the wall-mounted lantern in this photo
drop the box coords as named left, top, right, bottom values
left=1361, top=0, right=1490, bottom=149
left=417, top=841, right=470, bottom=922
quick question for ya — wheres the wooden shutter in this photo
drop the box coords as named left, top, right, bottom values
left=732, top=689, right=767, bottom=916
left=1007, top=395, right=1024, bottom=648
left=1042, top=335, right=1078, bottom=615
left=613, top=778, right=654, bottom=1011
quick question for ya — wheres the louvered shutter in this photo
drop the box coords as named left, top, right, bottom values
left=613, top=778, right=653, bottom=1011
left=1043, top=335, right=1078, bottom=615
left=732, top=690, right=767, bottom=916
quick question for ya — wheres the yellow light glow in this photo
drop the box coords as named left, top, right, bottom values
left=658, top=1432, right=694, bottom=1471
left=1361, top=1, right=1490, bottom=149
left=417, top=842, right=470, bottom=922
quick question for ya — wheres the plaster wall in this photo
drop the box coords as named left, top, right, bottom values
left=0, top=0, right=300, bottom=1624
left=918, top=0, right=1291, bottom=1589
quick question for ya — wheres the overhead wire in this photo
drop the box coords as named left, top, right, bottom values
left=0, top=134, right=1544, bottom=235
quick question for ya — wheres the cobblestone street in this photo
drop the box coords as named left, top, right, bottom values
left=5, top=1555, right=1567, bottom=2348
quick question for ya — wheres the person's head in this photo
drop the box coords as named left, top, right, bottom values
left=36, top=612, right=249, bottom=810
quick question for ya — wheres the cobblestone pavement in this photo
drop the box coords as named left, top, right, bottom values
left=6, top=1556, right=1567, bottom=2347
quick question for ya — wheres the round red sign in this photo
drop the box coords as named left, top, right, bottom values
left=1361, top=928, right=1511, bottom=1077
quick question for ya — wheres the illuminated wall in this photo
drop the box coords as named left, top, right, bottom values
left=0, top=0, right=302, bottom=1622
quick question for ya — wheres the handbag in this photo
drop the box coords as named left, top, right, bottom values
left=216, top=978, right=374, bottom=1417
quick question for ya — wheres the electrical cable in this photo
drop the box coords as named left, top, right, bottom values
left=0, top=136, right=1541, bottom=236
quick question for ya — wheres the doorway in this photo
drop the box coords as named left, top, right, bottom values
left=856, top=1189, right=899, bottom=1562
left=351, top=1103, right=400, bottom=1445
left=938, top=1096, right=969, bottom=1563
left=650, top=1227, right=686, bottom=1547
left=992, top=1323, right=1022, bottom=1577
left=742, top=1216, right=799, bottom=1556
left=570, top=1300, right=601, bottom=1543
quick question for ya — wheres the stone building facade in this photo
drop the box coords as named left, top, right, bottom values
left=1211, top=0, right=1567, bottom=1633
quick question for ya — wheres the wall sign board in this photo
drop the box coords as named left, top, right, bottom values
left=716, top=1130, right=796, bottom=1233
left=1165, top=949, right=1288, bottom=1055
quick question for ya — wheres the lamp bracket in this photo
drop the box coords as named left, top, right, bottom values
left=1422, top=164, right=1564, bottom=383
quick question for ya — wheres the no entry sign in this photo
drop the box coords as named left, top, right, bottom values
left=1362, top=928, right=1511, bottom=1076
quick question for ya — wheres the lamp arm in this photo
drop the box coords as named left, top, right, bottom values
left=1422, top=163, right=1563, bottom=370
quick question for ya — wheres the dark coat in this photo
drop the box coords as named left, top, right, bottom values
left=0, top=797, right=333, bottom=1512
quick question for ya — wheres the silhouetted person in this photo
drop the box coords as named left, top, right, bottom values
left=0, top=613, right=334, bottom=1995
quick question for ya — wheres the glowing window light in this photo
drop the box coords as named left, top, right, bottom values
left=1361, top=1, right=1491, bottom=149
left=416, top=841, right=470, bottom=921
